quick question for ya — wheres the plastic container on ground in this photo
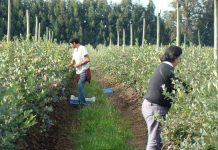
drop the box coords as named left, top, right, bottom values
left=102, top=88, right=113, bottom=94
left=69, top=95, right=96, bottom=105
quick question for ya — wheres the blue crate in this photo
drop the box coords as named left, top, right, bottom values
left=69, top=99, right=80, bottom=105
left=69, top=95, right=96, bottom=105
left=102, top=88, right=113, bottom=94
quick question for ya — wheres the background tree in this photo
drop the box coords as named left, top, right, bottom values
left=108, top=6, right=117, bottom=45
left=164, top=0, right=204, bottom=45
left=156, top=12, right=160, bottom=50
left=131, top=4, right=146, bottom=45
left=146, top=0, right=157, bottom=44
left=196, top=0, right=214, bottom=46
left=0, top=1, right=7, bottom=39
left=95, top=0, right=109, bottom=45
left=1, top=0, right=214, bottom=47
left=180, top=0, right=202, bottom=45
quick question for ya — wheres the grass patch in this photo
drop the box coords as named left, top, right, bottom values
left=71, top=80, right=136, bottom=150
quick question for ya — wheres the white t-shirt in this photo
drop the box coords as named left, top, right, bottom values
left=73, top=45, right=90, bottom=74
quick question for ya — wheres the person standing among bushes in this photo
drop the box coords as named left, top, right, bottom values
left=67, top=38, right=91, bottom=105
left=142, top=46, right=182, bottom=150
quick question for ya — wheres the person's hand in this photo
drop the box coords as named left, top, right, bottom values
left=66, top=63, right=72, bottom=68
left=74, top=63, right=81, bottom=68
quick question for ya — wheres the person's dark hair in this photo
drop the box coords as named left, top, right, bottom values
left=160, top=46, right=182, bottom=62
left=69, top=38, right=80, bottom=44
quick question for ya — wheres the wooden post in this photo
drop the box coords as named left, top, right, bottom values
left=26, top=10, right=30, bottom=40
left=117, top=30, right=120, bottom=46
left=7, top=0, right=11, bottom=42
left=38, top=23, right=41, bottom=41
left=51, top=31, right=54, bottom=42
left=142, top=18, right=146, bottom=48
left=123, top=28, right=125, bottom=50
left=35, top=16, right=38, bottom=41
left=49, top=29, right=51, bottom=42
left=198, top=29, right=201, bottom=47
left=176, top=0, right=180, bottom=46
left=156, top=12, right=160, bottom=51
left=214, top=0, right=218, bottom=69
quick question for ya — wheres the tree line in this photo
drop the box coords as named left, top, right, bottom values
left=0, top=0, right=215, bottom=47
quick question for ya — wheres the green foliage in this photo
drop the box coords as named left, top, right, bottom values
left=0, top=40, right=72, bottom=149
left=163, top=0, right=213, bottom=46
left=90, top=44, right=218, bottom=149
left=91, top=44, right=160, bottom=95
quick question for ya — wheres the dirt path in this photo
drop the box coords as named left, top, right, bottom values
left=93, top=71, right=147, bottom=150
left=17, top=72, right=147, bottom=150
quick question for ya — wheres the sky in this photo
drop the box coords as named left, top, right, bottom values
left=107, top=0, right=174, bottom=14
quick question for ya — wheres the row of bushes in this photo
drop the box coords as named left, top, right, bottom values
left=90, top=44, right=218, bottom=149
left=0, top=40, right=73, bottom=149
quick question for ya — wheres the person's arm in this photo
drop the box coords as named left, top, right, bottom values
left=174, top=77, right=192, bottom=94
left=74, top=55, right=90, bottom=68
left=67, top=59, right=75, bottom=68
